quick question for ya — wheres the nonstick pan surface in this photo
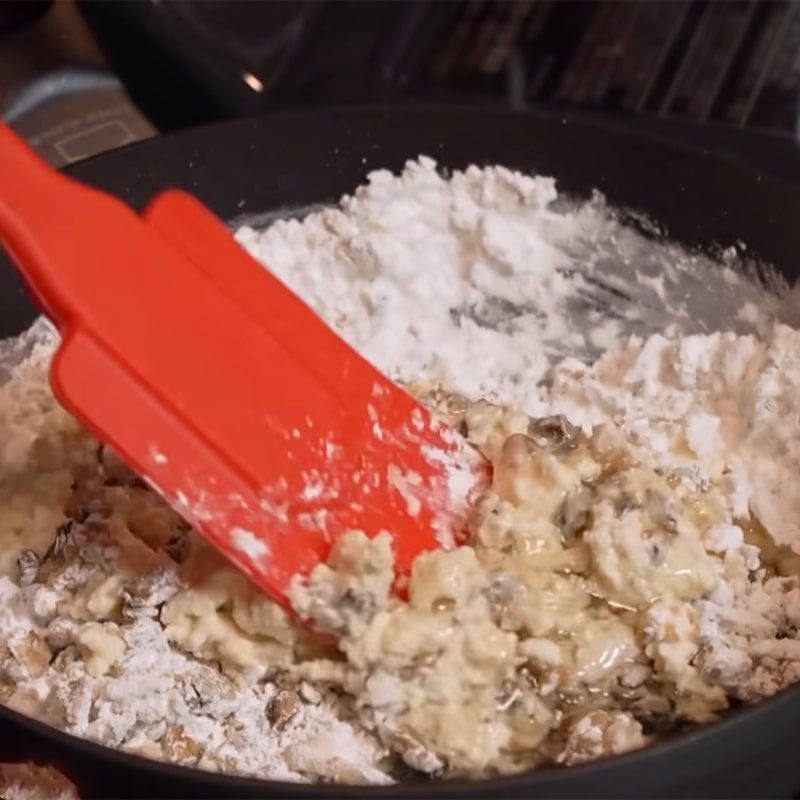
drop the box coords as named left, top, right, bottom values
left=1, top=106, right=800, bottom=799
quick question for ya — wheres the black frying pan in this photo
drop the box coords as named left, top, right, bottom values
left=1, top=106, right=800, bottom=799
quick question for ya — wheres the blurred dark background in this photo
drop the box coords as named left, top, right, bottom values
left=3, top=0, right=800, bottom=175
left=0, top=0, right=800, bottom=178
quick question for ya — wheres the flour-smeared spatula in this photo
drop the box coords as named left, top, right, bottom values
left=0, top=123, right=486, bottom=609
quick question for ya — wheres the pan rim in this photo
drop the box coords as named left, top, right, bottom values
left=64, top=102, right=800, bottom=197
left=2, top=681, right=799, bottom=796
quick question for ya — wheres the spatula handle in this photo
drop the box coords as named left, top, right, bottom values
left=0, top=122, right=119, bottom=324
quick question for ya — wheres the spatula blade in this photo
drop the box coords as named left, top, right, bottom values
left=0, top=123, right=486, bottom=608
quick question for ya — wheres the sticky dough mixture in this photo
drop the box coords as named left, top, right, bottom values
left=2, top=159, right=800, bottom=783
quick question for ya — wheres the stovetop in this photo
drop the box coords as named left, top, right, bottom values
left=4, top=0, right=800, bottom=181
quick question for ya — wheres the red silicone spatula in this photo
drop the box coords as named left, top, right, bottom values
left=0, top=122, right=486, bottom=610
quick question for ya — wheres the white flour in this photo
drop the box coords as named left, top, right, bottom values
left=237, top=157, right=789, bottom=410
left=0, top=157, right=799, bottom=783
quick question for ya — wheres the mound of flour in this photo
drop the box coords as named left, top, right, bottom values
left=237, top=156, right=788, bottom=410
